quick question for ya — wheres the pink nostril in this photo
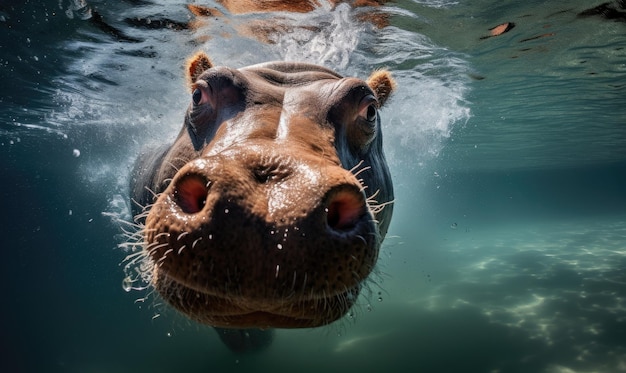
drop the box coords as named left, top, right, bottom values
left=326, top=190, right=365, bottom=231
left=174, top=174, right=210, bottom=214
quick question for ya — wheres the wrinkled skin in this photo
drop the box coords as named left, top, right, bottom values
left=129, top=52, right=395, bottom=351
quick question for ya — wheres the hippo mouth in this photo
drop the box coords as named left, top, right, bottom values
left=144, top=165, right=380, bottom=328
left=152, top=267, right=364, bottom=328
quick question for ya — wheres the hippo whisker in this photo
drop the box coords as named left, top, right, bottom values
left=161, top=248, right=174, bottom=259
left=146, top=242, right=170, bottom=256
left=339, top=289, right=353, bottom=317
left=350, top=161, right=372, bottom=193
left=118, top=230, right=145, bottom=247
left=355, top=234, right=367, bottom=246
left=114, top=216, right=143, bottom=231
left=350, top=162, right=371, bottom=178
left=165, top=160, right=183, bottom=173
left=122, top=261, right=149, bottom=281
left=120, top=227, right=144, bottom=242
left=131, top=209, right=151, bottom=223
left=171, top=156, right=192, bottom=167
left=302, top=272, right=308, bottom=292
left=191, top=237, right=202, bottom=249
left=177, top=231, right=190, bottom=241
left=130, top=198, right=146, bottom=212
left=120, top=239, right=147, bottom=258
left=154, top=232, right=171, bottom=240
left=143, top=186, right=160, bottom=200
left=111, top=213, right=154, bottom=290
left=121, top=250, right=146, bottom=266
left=365, top=188, right=381, bottom=202
left=369, top=199, right=395, bottom=215
left=124, top=222, right=150, bottom=238
left=349, top=160, right=365, bottom=173
left=365, top=189, right=395, bottom=215
left=290, top=271, right=298, bottom=293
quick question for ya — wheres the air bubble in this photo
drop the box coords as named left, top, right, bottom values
left=122, top=276, right=133, bottom=292
left=277, top=244, right=283, bottom=250
left=72, top=149, right=80, bottom=157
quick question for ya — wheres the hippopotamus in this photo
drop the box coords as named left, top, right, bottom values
left=129, top=51, right=395, bottom=352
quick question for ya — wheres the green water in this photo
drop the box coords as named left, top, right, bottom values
left=1, top=0, right=625, bottom=372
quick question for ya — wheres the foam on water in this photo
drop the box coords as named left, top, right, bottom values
left=275, top=3, right=364, bottom=69
left=27, top=0, right=472, bottom=220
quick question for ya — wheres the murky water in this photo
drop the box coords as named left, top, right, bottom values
left=1, top=0, right=625, bottom=372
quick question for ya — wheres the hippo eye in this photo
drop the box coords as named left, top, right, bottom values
left=364, top=104, right=377, bottom=122
left=358, top=96, right=378, bottom=123
left=192, top=88, right=202, bottom=105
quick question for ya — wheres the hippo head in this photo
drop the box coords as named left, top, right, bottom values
left=129, top=52, right=395, bottom=329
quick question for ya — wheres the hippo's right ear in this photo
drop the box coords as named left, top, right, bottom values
left=367, top=70, right=396, bottom=108
left=186, top=51, right=213, bottom=88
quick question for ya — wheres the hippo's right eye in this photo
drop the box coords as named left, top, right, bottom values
left=363, top=104, right=378, bottom=122
left=358, top=95, right=378, bottom=124
left=192, top=88, right=202, bottom=106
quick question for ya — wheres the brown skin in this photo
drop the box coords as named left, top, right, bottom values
left=213, top=0, right=392, bottom=14
left=130, top=52, right=395, bottom=330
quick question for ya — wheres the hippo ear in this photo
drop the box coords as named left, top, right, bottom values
left=186, top=51, right=213, bottom=88
left=366, top=70, right=396, bottom=107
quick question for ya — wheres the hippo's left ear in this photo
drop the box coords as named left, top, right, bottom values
left=186, top=51, right=213, bottom=89
left=366, top=70, right=396, bottom=107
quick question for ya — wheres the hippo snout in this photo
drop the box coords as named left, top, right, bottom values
left=173, top=166, right=367, bottom=233
left=144, top=147, right=378, bottom=328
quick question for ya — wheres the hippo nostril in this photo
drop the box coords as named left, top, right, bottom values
left=325, top=189, right=366, bottom=231
left=174, top=174, right=210, bottom=214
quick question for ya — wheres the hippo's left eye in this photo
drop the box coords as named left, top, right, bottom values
left=192, top=88, right=202, bottom=106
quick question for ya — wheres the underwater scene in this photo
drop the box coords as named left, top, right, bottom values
left=1, top=0, right=625, bottom=372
